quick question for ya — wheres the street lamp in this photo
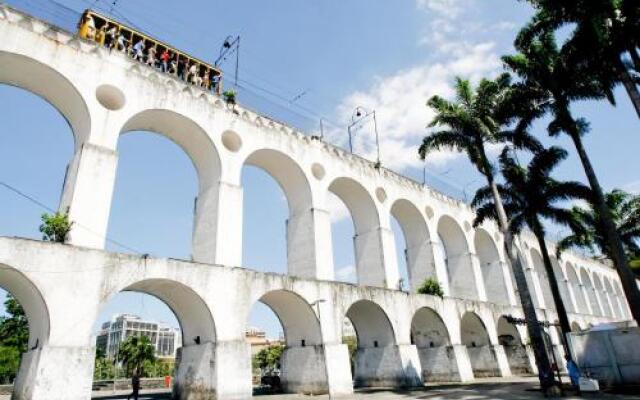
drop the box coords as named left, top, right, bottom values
left=310, top=299, right=331, bottom=398
left=347, top=106, right=381, bottom=167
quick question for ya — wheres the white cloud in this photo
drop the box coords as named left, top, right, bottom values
left=416, top=0, right=468, bottom=19
left=622, top=180, right=640, bottom=194
left=335, top=264, right=356, bottom=282
left=331, top=42, right=501, bottom=172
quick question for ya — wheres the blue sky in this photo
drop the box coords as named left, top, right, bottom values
left=1, top=0, right=639, bottom=339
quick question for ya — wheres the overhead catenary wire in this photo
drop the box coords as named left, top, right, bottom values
left=0, top=180, right=142, bottom=254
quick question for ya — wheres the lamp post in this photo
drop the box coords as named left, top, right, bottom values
left=347, top=106, right=381, bottom=167
left=310, top=299, right=331, bottom=399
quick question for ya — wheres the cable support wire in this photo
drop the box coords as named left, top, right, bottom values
left=0, top=181, right=142, bottom=254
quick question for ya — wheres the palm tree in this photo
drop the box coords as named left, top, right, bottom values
left=473, top=146, right=591, bottom=348
left=503, top=31, right=640, bottom=325
left=558, top=189, right=640, bottom=261
left=419, top=75, right=558, bottom=390
left=117, top=335, right=156, bottom=377
left=520, top=0, right=640, bottom=118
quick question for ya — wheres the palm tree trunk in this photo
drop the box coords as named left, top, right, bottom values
left=567, top=128, right=640, bottom=325
left=616, top=57, right=640, bottom=119
left=532, top=222, right=572, bottom=353
left=486, top=176, right=556, bottom=389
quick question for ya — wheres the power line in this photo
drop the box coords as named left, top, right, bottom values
left=0, top=181, right=142, bottom=254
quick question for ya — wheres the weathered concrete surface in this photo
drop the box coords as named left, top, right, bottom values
left=0, top=3, right=636, bottom=399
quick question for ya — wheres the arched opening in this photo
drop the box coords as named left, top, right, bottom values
left=579, top=269, right=599, bottom=316
left=529, top=250, right=555, bottom=310
left=345, top=300, right=402, bottom=387
left=460, top=312, right=499, bottom=377
left=0, top=71, right=77, bottom=240
left=390, top=200, right=433, bottom=292
left=603, top=278, right=618, bottom=318
left=94, top=279, right=216, bottom=399
left=592, top=275, right=606, bottom=317
left=0, top=52, right=91, bottom=148
left=566, top=264, right=587, bottom=314
left=109, top=110, right=221, bottom=260
left=242, top=150, right=313, bottom=276
left=328, top=178, right=382, bottom=287
left=437, top=216, right=477, bottom=300
left=411, top=307, right=457, bottom=382
left=551, top=257, right=574, bottom=313
left=613, top=281, right=629, bottom=319
left=474, top=229, right=509, bottom=305
left=0, top=265, right=50, bottom=390
left=249, top=290, right=326, bottom=394
left=496, top=316, right=532, bottom=375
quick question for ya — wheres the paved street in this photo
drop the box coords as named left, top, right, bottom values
left=83, top=377, right=640, bottom=400
left=2, top=377, right=638, bottom=400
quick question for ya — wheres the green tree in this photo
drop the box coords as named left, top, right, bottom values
left=0, top=295, right=29, bottom=383
left=558, top=189, right=640, bottom=261
left=420, top=75, right=557, bottom=389
left=519, top=0, right=640, bottom=118
left=473, top=146, right=590, bottom=348
left=503, top=31, right=640, bottom=325
left=416, top=278, right=444, bottom=298
left=255, top=345, right=284, bottom=371
left=253, top=344, right=284, bottom=372
left=39, top=211, right=72, bottom=243
left=116, top=335, right=156, bottom=377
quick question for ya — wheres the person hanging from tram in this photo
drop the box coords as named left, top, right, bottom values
left=78, top=12, right=96, bottom=40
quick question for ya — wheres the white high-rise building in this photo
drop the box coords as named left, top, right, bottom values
left=95, top=314, right=182, bottom=360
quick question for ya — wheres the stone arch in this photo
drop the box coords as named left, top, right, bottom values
left=98, top=278, right=216, bottom=398
left=253, top=290, right=326, bottom=394
left=592, top=274, right=606, bottom=317
left=0, top=264, right=50, bottom=349
left=437, top=215, right=477, bottom=300
left=496, top=316, right=531, bottom=375
left=345, top=300, right=403, bottom=387
left=0, top=51, right=91, bottom=149
left=120, top=109, right=221, bottom=191
left=460, top=312, right=499, bottom=377
left=328, top=178, right=382, bottom=286
left=566, top=263, right=587, bottom=314
left=529, top=249, right=555, bottom=310
left=242, top=149, right=316, bottom=277
left=612, top=281, right=629, bottom=319
left=411, top=307, right=456, bottom=382
left=579, top=269, right=599, bottom=316
left=389, top=199, right=433, bottom=292
left=551, top=257, right=574, bottom=313
left=603, top=278, right=618, bottom=318
left=474, top=229, right=509, bottom=305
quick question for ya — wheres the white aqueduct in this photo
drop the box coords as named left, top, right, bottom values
left=0, top=5, right=634, bottom=400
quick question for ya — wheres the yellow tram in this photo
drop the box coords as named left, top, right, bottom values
left=77, top=9, right=223, bottom=94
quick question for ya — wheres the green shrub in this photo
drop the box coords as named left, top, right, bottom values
left=223, top=90, right=237, bottom=104
left=417, top=278, right=444, bottom=298
left=39, top=211, right=72, bottom=243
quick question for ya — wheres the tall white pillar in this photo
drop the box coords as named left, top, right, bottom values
left=192, top=183, right=220, bottom=264
left=287, top=207, right=333, bottom=280
left=470, top=253, right=488, bottom=302
left=60, top=143, right=118, bottom=249
left=580, top=284, right=594, bottom=315
left=406, top=240, right=437, bottom=292
left=500, top=261, right=518, bottom=306
left=493, top=345, right=512, bottom=377
left=215, top=339, right=252, bottom=400
left=212, top=181, right=243, bottom=267
left=354, top=226, right=398, bottom=289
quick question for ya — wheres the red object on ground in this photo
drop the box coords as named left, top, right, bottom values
left=165, top=375, right=171, bottom=388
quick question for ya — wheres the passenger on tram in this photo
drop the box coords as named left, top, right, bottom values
left=78, top=13, right=96, bottom=40
left=169, top=55, right=178, bottom=75
left=105, top=25, right=117, bottom=48
left=160, top=49, right=170, bottom=73
left=203, top=71, right=211, bottom=90
left=133, top=39, right=145, bottom=61
left=116, top=31, right=128, bottom=52
left=147, top=45, right=158, bottom=67
left=95, top=25, right=107, bottom=47
left=188, top=62, right=198, bottom=84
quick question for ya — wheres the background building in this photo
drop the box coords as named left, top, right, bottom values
left=95, top=314, right=182, bottom=360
